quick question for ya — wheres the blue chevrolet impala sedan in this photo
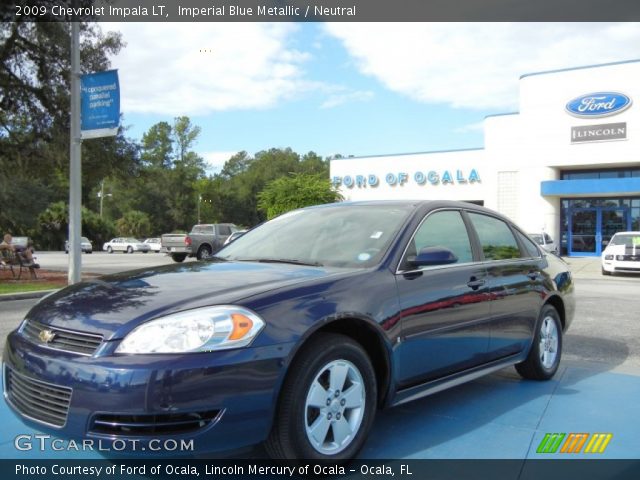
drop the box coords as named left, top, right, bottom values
left=3, top=201, right=574, bottom=460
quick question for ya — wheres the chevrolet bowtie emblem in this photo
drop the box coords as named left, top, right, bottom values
left=39, top=329, right=56, bottom=343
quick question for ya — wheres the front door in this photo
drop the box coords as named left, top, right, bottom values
left=569, top=207, right=630, bottom=256
left=395, top=210, right=492, bottom=388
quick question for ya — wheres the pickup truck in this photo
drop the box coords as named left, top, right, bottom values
left=161, top=223, right=238, bottom=262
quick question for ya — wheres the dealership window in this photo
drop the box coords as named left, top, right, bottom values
left=561, top=168, right=640, bottom=180
left=560, top=197, right=640, bottom=255
left=467, top=213, right=521, bottom=261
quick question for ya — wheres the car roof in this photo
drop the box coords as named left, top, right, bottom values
left=612, top=231, right=640, bottom=235
left=305, top=200, right=508, bottom=218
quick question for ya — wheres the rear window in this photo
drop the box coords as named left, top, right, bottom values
left=218, top=225, right=232, bottom=236
left=191, top=225, right=215, bottom=234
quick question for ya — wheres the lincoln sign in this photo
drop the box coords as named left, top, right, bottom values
left=571, top=122, right=627, bottom=143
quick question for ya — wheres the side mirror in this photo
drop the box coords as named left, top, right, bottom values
left=409, top=246, right=458, bottom=267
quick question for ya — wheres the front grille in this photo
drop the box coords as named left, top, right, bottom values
left=4, top=367, right=72, bottom=427
left=90, top=410, right=222, bottom=436
left=618, top=255, right=640, bottom=262
left=21, top=320, right=103, bottom=355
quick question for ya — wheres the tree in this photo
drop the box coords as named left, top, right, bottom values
left=116, top=211, right=151, bottom=238
left=0, top=21, right=137, bottom=238
left=258, top=173, right=343, bottom=220
left=37, top=201, right=115, bottom=250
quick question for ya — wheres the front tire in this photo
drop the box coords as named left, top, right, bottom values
left=602, top=267, right=611, bottom=276
left=265, top=333, right=377, bottom=461
left=107, top=246, right=113, bottom=254
left=516, top=304, right=562, bottom=380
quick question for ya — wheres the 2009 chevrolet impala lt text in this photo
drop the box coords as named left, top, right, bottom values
left=3, top=201, right=574, bottom=460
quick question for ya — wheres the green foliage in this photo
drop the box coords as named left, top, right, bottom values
left=116, top=211, right=152, bottom=238
left=36, top=201, right=115, bottom=250
left=0, top=21, right=135, bottom=240
left=258, top=173, right=343, bottom=220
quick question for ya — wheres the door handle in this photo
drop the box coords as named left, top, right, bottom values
left=527, top=271, right=540, bottom=281
left=467, top=277, right=485, bottom=290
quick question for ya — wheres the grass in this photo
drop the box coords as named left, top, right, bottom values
left=0, top=281, right=61, bottom=295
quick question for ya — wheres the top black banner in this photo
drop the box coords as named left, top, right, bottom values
left=4, top=0, right=640, bottom=22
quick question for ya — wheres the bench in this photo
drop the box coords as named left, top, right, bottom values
left=0, top=248, right=39, bottom=280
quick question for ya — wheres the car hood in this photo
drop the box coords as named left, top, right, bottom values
left=25, top=260, right=349, bottom=340
left=604, top=244, right=638, bottom=255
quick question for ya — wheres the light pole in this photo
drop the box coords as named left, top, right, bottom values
left=197, top=194, right=202, bottom=224
left=98, top=179, right=113, bottom=218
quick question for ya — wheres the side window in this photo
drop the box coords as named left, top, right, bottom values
left=467, top=212, right=522, bottom=260
left=218, top=225, right=232, bottom=236
left=515, top=230, right=541, bottom=258
left=405, top=210, right=473, bottom=267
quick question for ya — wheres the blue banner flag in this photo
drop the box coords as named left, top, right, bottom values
left=80, top=70, right=120, bottom=139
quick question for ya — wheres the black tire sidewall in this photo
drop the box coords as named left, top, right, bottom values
left=285, top=337, right=377, bottom=460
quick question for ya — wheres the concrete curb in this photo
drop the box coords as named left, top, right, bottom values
left=0, top=289, right=59, bottom=302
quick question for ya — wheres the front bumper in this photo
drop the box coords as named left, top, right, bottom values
left=3, top=330, right=293, bottom=453
left=602, top=259, right=640, bottom=273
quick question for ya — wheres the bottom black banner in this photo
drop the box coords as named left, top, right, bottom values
left=4, top=459, right=640, bottom=480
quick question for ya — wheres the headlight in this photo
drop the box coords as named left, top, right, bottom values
left=115, top=306, right=265, bottom=354
left=604, top=255, right=614, bottom=260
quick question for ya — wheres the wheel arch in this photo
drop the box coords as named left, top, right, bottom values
left=544, top=294, right=566, bottom=331
left=273, top=316, right=393, bottom=421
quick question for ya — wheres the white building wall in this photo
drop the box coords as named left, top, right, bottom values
left=330, top=59, right=640, bottom=245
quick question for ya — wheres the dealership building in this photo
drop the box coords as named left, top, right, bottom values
left=330, top=59, right=640, bottom=256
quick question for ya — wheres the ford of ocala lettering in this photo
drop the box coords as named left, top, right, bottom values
left=3, top=201, right=575, bottom=460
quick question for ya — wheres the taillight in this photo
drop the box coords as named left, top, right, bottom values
left=185, top=236, right=192, bottom=246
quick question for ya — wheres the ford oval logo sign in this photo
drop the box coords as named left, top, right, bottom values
left=566, top=92, right=632, bottom=118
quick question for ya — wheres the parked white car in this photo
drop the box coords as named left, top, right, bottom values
left=103, top=238, right=150, bottom=254
left=528, top=232, right=558, bottom=254
left=143, top=237, right=162, bottom=253
left=602, top=231, right=640, bottom=275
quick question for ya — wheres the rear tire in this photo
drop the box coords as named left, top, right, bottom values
left=171, top=253, right=187, bottom=263
left=516, top=304, right=562, bottom=380
left=126, top=246, right=133, bottom=254
left=196, top=245, right=212, bottom=261
left=265, top=333, right=377, bottom=461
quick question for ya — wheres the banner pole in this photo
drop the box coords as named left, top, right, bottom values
left=68, top=19, right=82, bottom=285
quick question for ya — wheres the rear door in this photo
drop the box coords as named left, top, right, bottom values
left=395, top=209, right=492, bottom=387
left=215, top=225, right=233, bottom=250
left=465, top=212, right=544, bottom=359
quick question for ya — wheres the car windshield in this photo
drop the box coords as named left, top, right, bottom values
left=529, top=234, right=544, bottom=245
left=610, top=233, right=640, bottom=247
left=217, top=204, right=414, bottom=268
left=125, top=238, right=139, bottom=243
left=81, top=237, right=90, bottom=243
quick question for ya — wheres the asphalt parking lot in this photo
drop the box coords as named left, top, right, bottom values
left=0, top=256, right=638, bottom=461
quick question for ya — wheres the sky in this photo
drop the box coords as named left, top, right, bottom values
left=105, top=22, right=640, bottom=172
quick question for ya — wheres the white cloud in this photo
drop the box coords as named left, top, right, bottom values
left=320, top=89, right=374, bottom=109
left=202, top=151, right=238, bottom=173
left=324, top=23, right=640, bottom=110
left=108, top=23, right=310, bottom=115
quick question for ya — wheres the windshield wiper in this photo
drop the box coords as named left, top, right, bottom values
left=235, top=258, right=324, bottom=267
